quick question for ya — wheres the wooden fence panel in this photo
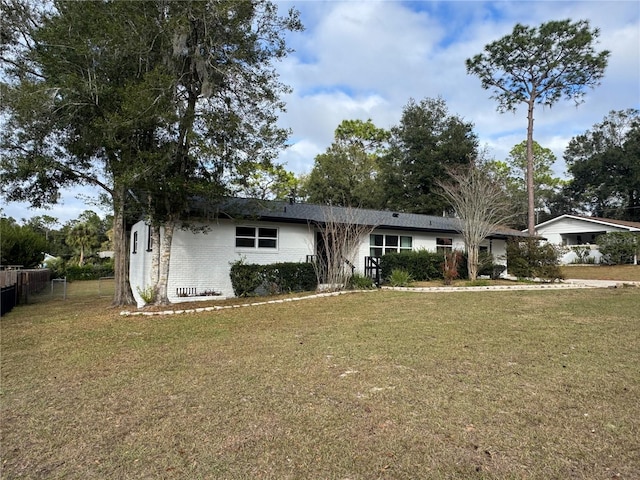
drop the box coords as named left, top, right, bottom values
left=0, top=270, right=18, bottom=288
left=17, top=270, right=50, bottom=302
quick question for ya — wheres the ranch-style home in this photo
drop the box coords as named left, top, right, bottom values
left=129, top=198, right=527, bottom=306
left=529, top=214, right=640, bottom=264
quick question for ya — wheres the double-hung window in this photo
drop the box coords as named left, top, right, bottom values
left=235, top=226, right=278, bottom=249
left=436, top=237, right=452, bottom=254
left=370, top=234, right=412, bottom=257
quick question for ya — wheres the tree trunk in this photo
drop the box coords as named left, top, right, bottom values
left=111, top=187, right=135, bottom=306
left=155, top=219, right=175, bottom=305
left=526, top=97, right=536, bottom=235
left=150, top=224, right=161, bottom=283
left=467, top=245, right=479, bottom=281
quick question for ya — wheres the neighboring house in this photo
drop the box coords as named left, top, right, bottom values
left=529, top=214, right=640, bottom=264
left=41, top=253, right=59, bottom=268
left=129, top=198, right=527, bottom=306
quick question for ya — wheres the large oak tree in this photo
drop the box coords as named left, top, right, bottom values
left=0, top=0, right=302, bottom=305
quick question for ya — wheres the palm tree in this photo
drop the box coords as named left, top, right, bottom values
left=66, top=223, right=97, bottom=266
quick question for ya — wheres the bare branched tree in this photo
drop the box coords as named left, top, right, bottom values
left=438, top=164, right=515, bottom=280
left=311, top=206, right=377, bottom=291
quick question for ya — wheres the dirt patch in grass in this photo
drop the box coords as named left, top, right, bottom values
left=2, top=282, right=639, bottom=479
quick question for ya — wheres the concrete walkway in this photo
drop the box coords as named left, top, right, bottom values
left=562, top=278, right=640, bottom=288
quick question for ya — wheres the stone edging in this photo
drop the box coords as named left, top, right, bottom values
left=120, top=280, right=634, bottom=317
left=120, top=289, right=378, bottom=317
left=382, top=283, right=594, bottom=293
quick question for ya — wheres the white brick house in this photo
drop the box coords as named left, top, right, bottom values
left=129, top=199, right=525, bottom=306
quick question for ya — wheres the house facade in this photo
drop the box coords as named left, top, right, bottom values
left=531, top=215, right=640, bottom=264
left=129, top=199, right=524, bottom=306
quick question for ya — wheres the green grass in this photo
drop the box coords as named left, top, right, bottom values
left=2, top=281, right=639, bottom=479
left=561, top=264, right=640, bottom=281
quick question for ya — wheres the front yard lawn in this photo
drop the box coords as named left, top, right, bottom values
left=561, top=264, right=640, bottom=281
left=2, top=283, right=639, bottom=479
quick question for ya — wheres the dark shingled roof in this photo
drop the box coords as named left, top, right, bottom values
left=191, top=197, right=528, bottom=240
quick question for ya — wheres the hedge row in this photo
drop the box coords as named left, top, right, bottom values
left=380, top=251, right=445, bottom=281
left=380, top=250, right=505, bottom=283
left=63, top=264, right=115, bottom=281
left=229, top=261, right=317, bottom=297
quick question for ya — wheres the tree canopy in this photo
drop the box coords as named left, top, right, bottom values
left=489, top=140, right=563, bottom=229
left=380, top=97, right=478, bottom=215
left=0, top=217, right=48, bottom=268
left=466, top=19, right=610, bottom=233
left=303, top=119, right=389, bottom=208
left=565, top=109, right=640, bottom=221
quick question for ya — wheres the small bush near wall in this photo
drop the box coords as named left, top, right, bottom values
left=597, top=232, right=639, bottom=265
left=230, top=261, right=317, bottom=297
left=380, top=251, right=444, bottom=282
left=507, top=238, right=564, bottom=282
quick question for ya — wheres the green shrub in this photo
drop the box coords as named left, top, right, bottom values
left=348, top=273, right=376, bottom=290
left=380, top=250, right=443, bottom=282
left=229, top=262, right=263, bottom=297
left=597, top=232, right=639, bottom=265
left=570, top=246, right=592, bottom=264
left=388, top=269, right=414, bottom=287
left=506, top=238, right=564, bottom=282
left=45, top=258, right=114, bottom=281
left=64, top=263, right=115, bottom=281
left=229, top=261, right=317, bottom=297
left=46, top=257, right=67, bottom=279
left=137, top=285, right=156, bottom=305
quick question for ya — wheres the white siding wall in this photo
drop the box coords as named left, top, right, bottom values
left=129, top=221, right=152, bottom=307
left=169, top=220, right=315, bottom=302
left=537, top=217, right=626, bottom=244
left=536, top=217, right=631, bottom=264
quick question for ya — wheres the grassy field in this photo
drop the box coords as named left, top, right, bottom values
left=2, top=281, right=639, bottom=479
left=561, top=264, right=640, bottom=281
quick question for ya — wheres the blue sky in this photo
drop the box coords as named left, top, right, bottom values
left=3, top=0, right=639, bottom=224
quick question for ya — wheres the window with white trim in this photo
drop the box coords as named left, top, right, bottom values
left=132, top=231, right=138, bottom=254
left=370, top=234, right=412, bottom=257
left=235, top=226, right=278, bottom=249
left=436, top=237, right=452, bottom=254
